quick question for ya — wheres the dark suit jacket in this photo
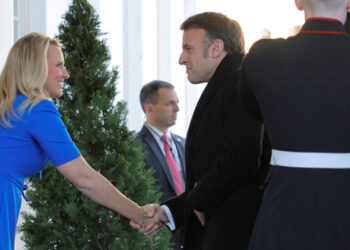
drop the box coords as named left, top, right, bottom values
left=164, top=54, right=271, bottom=250
left=137, top=125, right=186, bottom=250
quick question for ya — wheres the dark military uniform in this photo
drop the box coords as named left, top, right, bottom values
left=239, top=18, right=350, bottom=250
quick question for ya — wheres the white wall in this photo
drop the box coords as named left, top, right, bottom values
left=29, top=0, right=47, bottom=34
left=0, top=0, right=14, bottom=71
left=122, top=0, right=143, bottom=131
left=46, top=0, right=71, bottom=37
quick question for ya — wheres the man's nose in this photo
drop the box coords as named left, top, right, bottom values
left=179, top=52, right=186, bottom=65
left=174, top=103, right=179, bottom=112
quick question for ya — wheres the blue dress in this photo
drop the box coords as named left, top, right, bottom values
left=0, top=94, right=81, bottom=250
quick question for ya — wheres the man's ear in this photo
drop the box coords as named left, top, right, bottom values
left=210, top=39, right=225, bottom=58
left=144, top=103, right=153, bottom=113
left=294, top=0, right=304, bottom=11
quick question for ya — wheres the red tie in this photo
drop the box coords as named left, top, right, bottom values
left=162, top=134, right=184, bottom=194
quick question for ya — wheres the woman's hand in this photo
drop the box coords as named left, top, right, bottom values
left=130, top=204, right=167, bottom=236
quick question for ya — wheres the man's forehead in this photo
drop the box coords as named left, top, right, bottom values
left=182, top=28, right=207, bottom=46
left=158, top=88, right=177, bottom=99
left=183, top=27, right=206, bottom=37
left=158, top=87, right=176, bottom=96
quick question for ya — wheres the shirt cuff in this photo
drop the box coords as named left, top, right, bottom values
left=161, top=205, right=176, bottom=231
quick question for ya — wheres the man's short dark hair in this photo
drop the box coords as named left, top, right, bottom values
left=140, top=80, right=175, bottom=113
left=180, top=12, right=245, bottom=55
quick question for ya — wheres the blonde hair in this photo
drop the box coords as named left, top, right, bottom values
left=0, top=32, right=60, bottom=127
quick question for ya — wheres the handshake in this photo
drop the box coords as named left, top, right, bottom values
left=130, top=203, right=206, bottom=236
left=130, top=204, right=169, bottom=236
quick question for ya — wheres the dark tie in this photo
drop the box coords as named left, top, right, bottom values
left=162, top=134, right=184, bottom=194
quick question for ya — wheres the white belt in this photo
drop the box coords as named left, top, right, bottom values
left=270, top=149, right=350, bottom=169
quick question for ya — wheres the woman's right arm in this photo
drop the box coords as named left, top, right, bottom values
left=56, top=156, right=159, bottom=227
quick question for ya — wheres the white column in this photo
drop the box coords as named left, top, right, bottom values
left=29, top=0, right=47, bottom=34
left=157, top=0, right=171, bottom=81
left=123, top=0, right=143, bottom=131
left=0, top=0, right=14, bottom=71
left=20, top=0, right=30, bottom=36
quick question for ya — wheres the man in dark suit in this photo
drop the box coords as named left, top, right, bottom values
left=137, top=80, right=185, bottom=249
left=135, top=12, right=270, bottom=250
left=238, top=0, right=350, bottom=249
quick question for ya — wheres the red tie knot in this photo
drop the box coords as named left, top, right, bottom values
left=162, top=134, right=169, bottom=143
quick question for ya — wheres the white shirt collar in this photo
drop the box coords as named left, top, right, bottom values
left=145, top=122, right=171, bottom=139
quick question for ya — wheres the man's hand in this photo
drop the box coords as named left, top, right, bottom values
left=130, top=204, right=169, bottom=236
left=194, top=209, right=205, bottom=226
left=192, top=182, right=205, bottom=226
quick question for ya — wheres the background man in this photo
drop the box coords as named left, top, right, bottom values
left=137, top=12, right=270, bottom=250
left=137, top=80, right=185, bottom=249
left=238, top=0, right=350, bottom=249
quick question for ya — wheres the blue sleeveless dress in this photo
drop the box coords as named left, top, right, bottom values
left=0, top=94, right=81, bottom=249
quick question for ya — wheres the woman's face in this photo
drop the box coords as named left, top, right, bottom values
left=43, top=45, right=70, bottom=98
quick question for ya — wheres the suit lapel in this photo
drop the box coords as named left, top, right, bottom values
left=141, top=126, right=178, bottom=194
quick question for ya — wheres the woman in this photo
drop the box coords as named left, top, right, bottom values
left=0, top=33, right=159, bottom=249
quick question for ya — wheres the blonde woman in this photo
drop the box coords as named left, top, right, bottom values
left=0, top=33, right=160, bottom=249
